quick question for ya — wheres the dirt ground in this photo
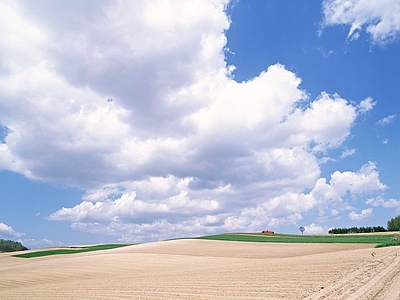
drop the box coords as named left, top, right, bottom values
left=1, top=239, right=399, bottom=299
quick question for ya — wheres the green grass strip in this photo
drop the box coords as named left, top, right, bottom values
left=13, top=244, right=131, bottom=258
left=196, top=233, right=397, bottom=245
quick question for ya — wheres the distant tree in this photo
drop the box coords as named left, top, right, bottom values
left=299, top=226, right=305, bottom=235
left=373, top=226, right=387, bottom=232
left=350, top=227, right=358, bottom=234
left=387, top=215, right=400, bottom=231
left=0, top=239, right=28, bottom=252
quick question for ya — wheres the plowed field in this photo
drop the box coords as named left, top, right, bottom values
left=1, top=239, right=399, bottom=299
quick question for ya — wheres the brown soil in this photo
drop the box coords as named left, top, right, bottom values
left=0, top=239, right=399, bottom=299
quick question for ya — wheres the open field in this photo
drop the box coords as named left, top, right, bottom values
left=196, top=232, right=399, bottom=245
left=12, top=243, right=131, bottom=258
left=1, top=238, right=400, bottom=299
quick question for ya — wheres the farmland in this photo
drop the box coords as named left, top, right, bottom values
left=12, top=232, right=400, bottom=260
left=196, top=232, right=399, bottom=247
left=1, top=239, right=399, bottom=299
left=13, top=244, right=131, bottom=258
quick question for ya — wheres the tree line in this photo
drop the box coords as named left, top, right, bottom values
left=0, top=239, right=28, bottom=252
left=329, top=215, right=400, bottom=234
left=328, top=226, right=387, bottom=234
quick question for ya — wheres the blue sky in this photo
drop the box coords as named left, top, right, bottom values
left=0, top=0, right=399, bottom=248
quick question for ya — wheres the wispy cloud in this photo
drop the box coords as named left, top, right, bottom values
left=340, top=148, right=355, bottom=159
left=376, top=114, right=396, bottom=126
left=315, top=46, right=334, bottom=57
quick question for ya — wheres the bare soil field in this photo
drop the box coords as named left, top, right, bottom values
left=1, top=239, right=399, bottom=299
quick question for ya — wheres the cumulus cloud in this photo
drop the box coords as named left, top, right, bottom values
left=322, top=0, right=400, bottom=45
left=49, top=180, right=220, bottom=223
left=0, top=1, right=388, bottom=242
left=266, top=162, right=385, bottom=212
left=348, top=208, right=373, bottom=221
left=0, top=222, right=24, bottom=238
left=304, top=223, right=325, bottom=234
left=376, top=114, right=396, bottom=126
left=49, top=162, right=387, bottom=242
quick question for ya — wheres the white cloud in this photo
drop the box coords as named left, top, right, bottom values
left=331, top=209, right=339, bottom=216
left=310, top=162, right=386, bottom=203
left=18, top=238, right=63, bottom=250
left=0, top=222, right=24, bottom=238
left=0, top=2, right=368, bottom=189
left=281, top=92, right=358, bottom=152
left=358, top=97, right=376, bottom=114
left=49, top=181, right=220, bottom=223
left=376, top=114, right=396, bottom=126
left=322, top=0, right=400, bottom=45
left=348, top=208, right=373, bottom=221
left=319, top=156, right=336, bottom=164
left=0, top=222, right=66, bottom=249
left=366, top=196, right=400, bottom=208
left=304, top=223, right=325, bottom=234
left=0, top=1, right=384, bottom=242
left=340, top=148, right=355, bottom=159
left=48, top=162, right=387, bottom=241
left=70, top=219, right=222, bottom=243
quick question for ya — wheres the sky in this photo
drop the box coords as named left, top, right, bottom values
left=0, top=0, right=399, bottom=249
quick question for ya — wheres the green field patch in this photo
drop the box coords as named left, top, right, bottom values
left=375, top=235, right=400, bottom=248
left=196, top=233, right=397, bottom=246
left=13, top=244, right=132, bottom=258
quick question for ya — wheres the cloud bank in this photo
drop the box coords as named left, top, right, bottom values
left=0, top=0, right=390, bottom=242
